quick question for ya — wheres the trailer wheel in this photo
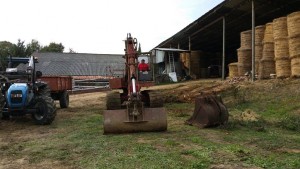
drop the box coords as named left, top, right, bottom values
left=32, top=96, right=56, bottom=125
left=59, top=91, right=69, bottom=108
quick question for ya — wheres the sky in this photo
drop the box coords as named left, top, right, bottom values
left=0, top=0, right=223, bottom=54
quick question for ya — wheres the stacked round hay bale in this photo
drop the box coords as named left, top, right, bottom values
left=237, top=48, right=252, bottom=76
left=273, top=17, right=291, bottom=78
left=287, top=11, right=300, bottom=77
left=190, top=51, right=203, bottom=77
left=228, top=62, right=239, bottom=78
left=240, top=30, right=252, bottom=49
left=237, top=30, right=252, bottom=76
left=255, top=25, right=265, bottom=74
left=259, top=22, right=275, bottom=79
left=180, top=52, right=187, bottom=68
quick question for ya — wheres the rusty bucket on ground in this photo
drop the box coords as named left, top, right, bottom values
left=103, top=108, right=167, bottom=134
left=186, top=95, right=228, bottom=128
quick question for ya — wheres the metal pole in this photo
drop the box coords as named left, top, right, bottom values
left=222, top=17, right=226, bottom=80
left=251, top=0, right=255, bottom=82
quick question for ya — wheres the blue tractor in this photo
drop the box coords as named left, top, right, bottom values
left=0, top=56, right=56, bottom=124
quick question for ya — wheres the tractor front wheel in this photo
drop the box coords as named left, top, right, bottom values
left=32, top=96, right=57, bottom=125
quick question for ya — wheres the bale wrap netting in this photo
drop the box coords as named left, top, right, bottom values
left=273, top=17, right=288, bottom=40
left=274, top=38, right=289, bottom=59
left=228, top=62, right=238, bottom=78
left=291, top=56, right=300, bottom=77
left=258, top=59, right=275, bottom=79
left=287, top=11, right=300, bottom=38
left=263, top=23, right=274, bottom=43
left=275, top=58, right=291, bottom=78
left=240, top=30, right=252, bottom=49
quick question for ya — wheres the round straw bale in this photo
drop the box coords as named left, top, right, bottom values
left=275, top=58, right=291, bottom=78
left=255, top=44, right=263, bottom=60
left=288, top=36, right=300, bottom=58
left=255, top=25, right=265, bottom=44
left=258, top=60, right=275, bottom=79
left=291, top=56, right=300, bottom=77
left=228, top=62, right=239, bottom=78
left=240, top=30, right=252, bottom=49
left=262, top=42, right=275, bottom=60
left=274, top=38, right=289, bottom=59
left=273, top=17, right=288, bottom=40
left=263, top=23, right=274, bottom=43
left=287, top=11, right=300, bottom=38
left=238, top=64, right=251, bottom=76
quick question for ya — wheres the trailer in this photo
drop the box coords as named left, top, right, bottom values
left=39, top=76, right=72, bottom=108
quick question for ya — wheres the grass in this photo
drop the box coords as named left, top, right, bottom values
left=1, top=79, right=300, bottom=168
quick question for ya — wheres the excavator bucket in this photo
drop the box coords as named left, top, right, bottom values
left=103, top=108, right=167, bottom=134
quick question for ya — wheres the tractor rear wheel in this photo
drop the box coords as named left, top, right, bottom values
left=38, top=84, right=51, bottom=97
left=32, top=96, right=57, bottom=125
left=59, top=91, right=69, bottom=108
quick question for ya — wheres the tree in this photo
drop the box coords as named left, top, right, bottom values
left=0, top=41, right=14, bottom=70
left=12, top=39, right=27, bottom=57
left=26, top=39, right=41, bottom=55
left=40, top=42, right=64, bottom=53
left=68, top=48, right=76, bottom=53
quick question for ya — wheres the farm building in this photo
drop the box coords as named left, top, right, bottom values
left=17, top=52, right=125, bottom=89
left=153, top=0, right=300, bottom=80
left=31, top=52, right=125, bottom=79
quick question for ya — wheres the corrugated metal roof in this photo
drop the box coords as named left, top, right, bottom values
left=154, top=48, right=189, bottom=52
left=18, top=52, right=125, bottom=76
left=155, top=0, right=300, bottom=57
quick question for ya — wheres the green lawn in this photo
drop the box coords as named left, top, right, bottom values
left=0, top=79, right=299, bottom=169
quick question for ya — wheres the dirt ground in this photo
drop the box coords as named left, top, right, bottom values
left=0, top=92, right=106, bottom=169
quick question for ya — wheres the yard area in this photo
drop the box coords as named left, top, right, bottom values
left=0, top=79, right=299, bottom=169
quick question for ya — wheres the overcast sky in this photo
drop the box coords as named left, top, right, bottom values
left=0, top=0, right=223, bottom=54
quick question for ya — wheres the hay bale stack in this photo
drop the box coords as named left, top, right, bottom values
left=180, top=52, right=190, bottom=68
left=240, top=30, right=252, bottom=49
left=190, top=51, right=202, bottom=76
left=275, top=58, right=291, bottom=78
left=258, top=59, right=275, bottom=79
left=263, top=23, right=274, bottom=43
left=237, top=48, right=252, bottom=76
left=291, top=57, right=300, bottom=77
left=228, top=62, right=238, bottom=78
left=274, top=38, right=289, bottom=59
left=255, top=25, right=265, bottom=44
left=255, top=61, right=259, bottom=75
left=288, top=36, right=300, bottom=58
left=262, top=43, right=275, bottom=60
left=273, top=17, right=288, bottom=40
left=287, top=11, right=300, bottom=38
left=185, top=52, right=190, bottom=69
left=255, top=45, right=263, bottom=60
left=287, top=12, right=300, bottom=71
